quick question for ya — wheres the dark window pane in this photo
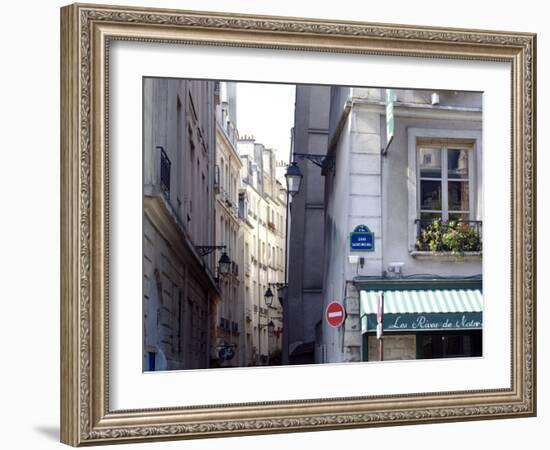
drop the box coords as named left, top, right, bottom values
left=444, top=335, right=466, bottom=357
left=419, top=147, right=441, bottom=178
left=422, top=335, right=435, bottom=359
left=419, top=332, right=482, bottom=359
left=421, top=180, right=442, bottom=210
left=448, top=149, right=469, bottom=179
left=448, top=213, right=469, bottom=221
left=448, top=181, right=469, bottom=211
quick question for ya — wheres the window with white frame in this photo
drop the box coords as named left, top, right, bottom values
left=407, top=129, right=482, bottom=252
left=417, top=141, right=474, bottom=224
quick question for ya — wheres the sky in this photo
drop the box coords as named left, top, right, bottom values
left=235, top=82, right=296, bottom=175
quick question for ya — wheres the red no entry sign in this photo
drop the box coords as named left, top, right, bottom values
left=326, top=301, right=346, bottom=328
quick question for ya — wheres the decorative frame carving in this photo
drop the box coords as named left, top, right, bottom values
left=60, top=3, right=536, bottom=446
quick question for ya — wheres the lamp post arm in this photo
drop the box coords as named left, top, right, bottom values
left=284, top=190, right=290, bottom=285
left=293, top=152, right=334, bottom=171
left=196, top=245, right=226, bottom=257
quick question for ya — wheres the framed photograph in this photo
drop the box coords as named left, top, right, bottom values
left=60, top=3, right=536, bottom=446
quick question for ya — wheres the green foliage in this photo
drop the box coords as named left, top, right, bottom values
left=268, top=349, right=282, bottom=365
left=415, top=219, right=482, bottom=255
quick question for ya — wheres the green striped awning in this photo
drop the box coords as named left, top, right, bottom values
left=360, top=289, right=483, bottom=315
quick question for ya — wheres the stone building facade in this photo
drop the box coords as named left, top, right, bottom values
left=142, top=77, right=219, bottom=370
left=323, top=87, right=483, bottom=363
left=286, top=85, right=331, bottom=364
left=213, top=82, right=245, bottom=367
left=143, top=79, right=289, bottom=370
left=238, top=137, right=286, bottom=365
left=290, top=86, right=483, bottom=364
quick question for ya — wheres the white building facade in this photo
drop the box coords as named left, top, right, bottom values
left=213, top=82, right=245, bottom=367
left=238, top=137, right=286, bottom=365
left=292, top=86, right=483, bottom=364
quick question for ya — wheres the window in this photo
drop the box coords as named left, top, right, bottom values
left=238, top=192, right=247, bottom=220
left=407, top=129, right=482, bottom=252
left=418, top=143, right=474, bottom=223
left=419, top=331, right=482, bottom=359
left=147, top=351, right=156, bottom=371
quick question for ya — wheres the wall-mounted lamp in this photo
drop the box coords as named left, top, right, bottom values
left=217, top=252, right=231, bottom=276
left=264, top=287, right=274, bottom=307
left=195, top=245, right=231, bottom=282
left=285, top=161, right=303, bottom=196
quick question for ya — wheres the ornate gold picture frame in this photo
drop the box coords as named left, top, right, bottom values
left=60, top=3, right=536, bottom=446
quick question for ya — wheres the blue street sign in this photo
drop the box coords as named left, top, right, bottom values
left=350, top=225, right=375, bottom=252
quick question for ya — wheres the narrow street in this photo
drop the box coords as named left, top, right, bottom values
left=142, top=80, right=483, bottom=371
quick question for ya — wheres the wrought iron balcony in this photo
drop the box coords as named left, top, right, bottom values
left=219, top=317, right=230, bottom=332
left=231, top=261, right=239, bottom=276
left=414, top=219, right=482, bottom=253
left=158, top=146, right=171, bottom=199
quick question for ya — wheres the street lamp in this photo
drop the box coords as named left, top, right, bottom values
left=264, top=287, right=274, bottom=307
left=258, top=288, right=278, bottom=366
left=285, top=161, right=303, bottom=196
left=218, top=252, right=231, bottom=276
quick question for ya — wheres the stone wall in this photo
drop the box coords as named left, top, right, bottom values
left=367, top=334, right=416, bottom=361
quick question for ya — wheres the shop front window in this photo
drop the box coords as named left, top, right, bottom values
left=419, top=331, right=482, bottom=359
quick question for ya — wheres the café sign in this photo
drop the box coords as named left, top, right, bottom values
left=365, top=312, right=482, bottom=332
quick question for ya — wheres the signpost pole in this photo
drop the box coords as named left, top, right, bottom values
left=258, top=316, right=262, bottom=365
left=377, top=292, right=384, bottom=361
left=382, top=89, right=394, bottom=155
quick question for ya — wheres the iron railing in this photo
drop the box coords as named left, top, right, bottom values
left=158, top=146, right=171, bottom=199
left=214, top=164, right=220, bottom=190
left=231, top=261, right=239, bottom=276
left=220, top=317, right=231, bottom=332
